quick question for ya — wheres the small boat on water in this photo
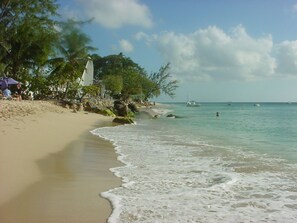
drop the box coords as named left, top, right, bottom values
left=254, top=103, right=261, bottom=107
left=186, top=100, right=200, bottom=107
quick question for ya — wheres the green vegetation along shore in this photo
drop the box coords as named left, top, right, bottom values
left=1, top=0, right=178, bottom=105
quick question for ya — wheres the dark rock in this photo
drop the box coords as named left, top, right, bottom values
left=167, top=114, right=175, bottom=118
left=114, top=100, right=128, bottom=116
left=113, top=117, right=134, bottom=124
left=166, top=114, right=182, bottom=118
left=83, top=101, right=93, bottom=112
left=83, top=101, right=101, bottom=113
left=128, top=103, right=139, bottom=113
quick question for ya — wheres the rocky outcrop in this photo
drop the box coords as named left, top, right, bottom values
left=83, top=101, right=97, bottom=112
left=113, top=117, right=134, bottom=124
left=82, top=100, right=115, bottom=116
left=100, top=108, right=116, bottom=117
left=128, top=103, right=139, bottom=113
left=59, top=98, right=139, bottom=123
left=114, top=100, right=128, bottom=116
left=166, top=114, right=182, bottom=118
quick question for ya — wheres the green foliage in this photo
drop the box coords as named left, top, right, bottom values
left=90, top=53, right=102, bottom=84
left=94, top=53, right=159, bottom=101
left=0, top=0, right=59, bottom=79
left=140, top=75, right=160, bottom=101
left=121, top=69, right=143, bottom=99
left=149, top=63, right=178, bottom=98
left=29, top=75, right=52, bottom=99
left=47, top=20, right=96, bottom=99
left=103, top=75, right=123, bottom=96
left=79, top=85, right=100, bottom=100
left=64, top=81, right=80, bottom=100
left=0, top=2, right=178, bottom=102
left=93, top=53, right=143, bottom=80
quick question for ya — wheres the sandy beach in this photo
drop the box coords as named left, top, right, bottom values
left=0, top=100, right=121, bottom=223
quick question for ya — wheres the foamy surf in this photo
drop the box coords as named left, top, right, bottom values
left=92, top=103, right=297, bottom=222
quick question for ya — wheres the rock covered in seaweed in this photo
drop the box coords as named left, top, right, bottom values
left=113, top=117, right=134, bottom=124
left=81, top=100, right=115, bottom=116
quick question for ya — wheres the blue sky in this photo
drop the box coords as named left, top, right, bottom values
left=57, top=0, right=297, bottom=102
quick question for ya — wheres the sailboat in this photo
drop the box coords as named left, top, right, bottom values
left=186, top=100, right=200, bottom=107
left=186, top=94, right=200, bottom=107
left=79, top=58, right=94, bottom=86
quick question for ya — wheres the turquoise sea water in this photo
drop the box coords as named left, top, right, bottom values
left=170, top=102, right=297, bottom=161
left=92, top=102, right=297, bottom=223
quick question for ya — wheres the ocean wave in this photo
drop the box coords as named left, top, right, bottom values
left=91, top=108, right=297, bottom=222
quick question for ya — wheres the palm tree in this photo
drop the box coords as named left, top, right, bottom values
left=48, top=20, right=96, bottom=99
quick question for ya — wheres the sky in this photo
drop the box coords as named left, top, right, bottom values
left=57, top=0, right=297, bottom=102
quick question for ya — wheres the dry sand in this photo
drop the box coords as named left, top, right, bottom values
left=0, top=100, right=121, bottom=223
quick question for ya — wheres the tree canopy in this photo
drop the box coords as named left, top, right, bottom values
left=0, top=0, right=178, bottom=102
left=149, top=63, right=178, bottom=99
left=92, top=53, right=176, bottom=101
left=47, top=20, right=96, bottom=99
left=0, top=0, right=59, bottom=80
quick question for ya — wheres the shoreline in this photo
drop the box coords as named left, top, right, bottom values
left=0, top=100, right=121, bottom=223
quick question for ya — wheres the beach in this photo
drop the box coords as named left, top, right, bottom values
left=0, top=100, right=121, bottom=223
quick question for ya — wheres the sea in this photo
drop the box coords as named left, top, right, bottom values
left=91, top=102, right=297, bottom=223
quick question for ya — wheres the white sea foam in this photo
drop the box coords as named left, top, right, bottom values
left=91, top=108, right=297, bottom=223
left=101, top=191, right=122, bottom=223
left=151, top=108, right=172, bottom=116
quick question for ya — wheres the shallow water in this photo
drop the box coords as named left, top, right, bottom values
left=92, top=102, right=297, bottom=223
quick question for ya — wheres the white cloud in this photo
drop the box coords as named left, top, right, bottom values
left=76, top=0, right=153, bottom=29
left=135, top=31, right=151, bottom=42
left=275, top=40, right=297, bottom=76
left=139, top=25, right=283, bottom=82
left=119, top=39, right=134, bottom=53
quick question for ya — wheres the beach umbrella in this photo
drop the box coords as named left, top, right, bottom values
left=0, top=77, right=19, bottom=89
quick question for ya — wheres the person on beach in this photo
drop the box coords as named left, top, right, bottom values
left=1, top=78, right=11, bottom=99
left=2, top=87, right=12, bottom=99
left=216, top=112, right=220, bottom=117
left=15, top=83, right=22, bottom=101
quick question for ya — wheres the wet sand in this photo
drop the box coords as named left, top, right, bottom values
left=0, top=101, right=121, bottom=223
